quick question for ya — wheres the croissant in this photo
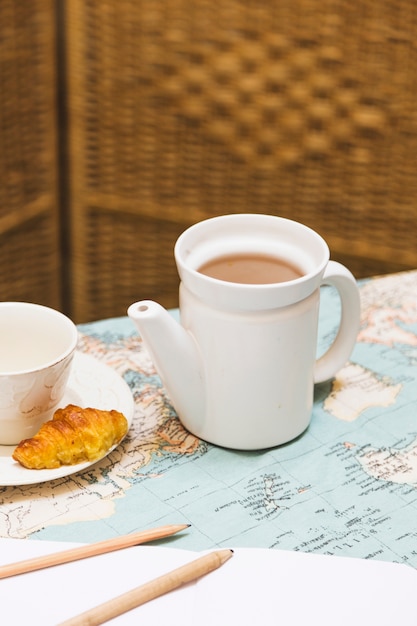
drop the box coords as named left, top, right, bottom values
left=12, top=404, right=129, bottom=469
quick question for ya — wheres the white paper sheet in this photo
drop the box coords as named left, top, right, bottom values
left=0, top=538, right=415, bottom=625
left=196, top=548, right=417, bottom=625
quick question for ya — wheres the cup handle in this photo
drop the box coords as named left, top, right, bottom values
left=314, top=260, right=361, bottom=384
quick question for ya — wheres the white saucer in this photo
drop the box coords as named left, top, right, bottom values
left=0, top=352, right=134, bottom=486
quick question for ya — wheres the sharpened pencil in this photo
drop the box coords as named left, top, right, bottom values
left=58, top=548, right=234, bottom=626
left=0, top=523, right=190, bottom=579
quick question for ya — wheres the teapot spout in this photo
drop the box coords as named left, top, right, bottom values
left=127, top=301, right=204, bottom=430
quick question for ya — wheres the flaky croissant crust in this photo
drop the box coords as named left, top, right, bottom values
left=12, top=404, right=129, bottom=469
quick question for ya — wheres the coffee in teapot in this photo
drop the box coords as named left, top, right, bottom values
left=198, top=252, right=303, bottom=284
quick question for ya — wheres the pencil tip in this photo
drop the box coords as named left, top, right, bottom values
left=230, top=549, right=234, bottom=553
left=186, top=524, right=191, bottom=528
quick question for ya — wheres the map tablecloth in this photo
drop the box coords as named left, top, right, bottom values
left=1, top=270, right=417, bottom=568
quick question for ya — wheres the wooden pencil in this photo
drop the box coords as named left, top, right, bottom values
left=0, top=524, right=190, bottom=579
left=58, top=548, right=234, bottom=626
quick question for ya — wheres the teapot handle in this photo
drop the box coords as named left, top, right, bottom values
left=314, top=261, right=361, bottom=383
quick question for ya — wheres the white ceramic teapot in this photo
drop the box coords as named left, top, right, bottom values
left=128, top=214, right=360, bottom=450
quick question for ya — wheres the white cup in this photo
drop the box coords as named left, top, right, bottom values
left=129, top=214, right=361, bottom=450
left=0, top=302, right=78, bottom=445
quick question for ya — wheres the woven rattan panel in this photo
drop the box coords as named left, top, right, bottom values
left=0, top=215, right=61, bottom=305
left=66, top=0, right=417, bottom=323
left=0, top=1, right=61, bottom=310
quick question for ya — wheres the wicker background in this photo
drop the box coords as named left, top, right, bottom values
left=2, top=1, right=417, bottom=323
left=66, top=0, right=417, bottom=322
left=0, top=1, right=61, bottom=311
